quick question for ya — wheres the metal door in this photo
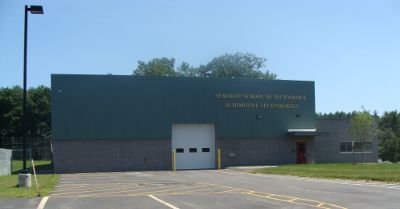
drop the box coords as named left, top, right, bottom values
left=172, top=124, right=215, bottom=170
left=296, top=142, right=307, bottom=164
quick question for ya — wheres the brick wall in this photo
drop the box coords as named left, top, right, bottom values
left=53, top=139, right=171, bottom=173
left=216, top=138, right=296, bottom=167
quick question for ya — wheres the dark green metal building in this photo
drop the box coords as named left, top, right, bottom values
left=52, top=74, right=378, bottom=173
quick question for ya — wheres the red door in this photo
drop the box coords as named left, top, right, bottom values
left=296, top=142, right=307, bottom=164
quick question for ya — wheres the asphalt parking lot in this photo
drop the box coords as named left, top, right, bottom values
left=1, top=169, right=400, bottom=209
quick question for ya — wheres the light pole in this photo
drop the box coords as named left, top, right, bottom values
left=19, top=5, right=44, bottom=188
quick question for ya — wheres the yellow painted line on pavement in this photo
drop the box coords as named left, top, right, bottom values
left=59, top=180, right=170, bottom=186
left=199, top=182, right=253, bottom=193
left=54, top=185, right=89, bottom=189
left=60, top=176, right=142, bottom=180
left=165, top=185, right=229, bottom=195
left=156, top=190, right=240, bottom=196
left=55, top=183, right=91, bottom=187
left=245, top=191, right=347, bottom=209
left=53, top=183, right=130, bottom=192
left=59, top=179, right=151, bottom=183
left=51, top=184, right=146, bottom=196
left=127, top=185, right=209, bottom=197
left=78, top=184, right=178, bottom=197
left=217, top=188, right=241, bottom=193
left=248, top=192, right=292, bottom=200
left=199, top=182, right=347, bottom=209
left=53, top=183, right=207, bottom=198
left=245, top=192, right=323, bottom=209
left=54, top=181, right=148, bottom=189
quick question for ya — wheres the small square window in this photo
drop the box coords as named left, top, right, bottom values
left=202, top=148, right=210, bottom=152
left=189, top=148, right=197, bottom=153
left=176, top=148, right=184, bottom=153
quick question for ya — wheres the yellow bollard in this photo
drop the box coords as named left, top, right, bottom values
left=217, top=148, right=221, bottom=170
left=172, top=149, right=176, bottom=171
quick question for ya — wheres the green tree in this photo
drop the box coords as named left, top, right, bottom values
left=379, top=111, right=400, bottom=136
left=133, top=57, right=177, bottom=76
left=315, top=111, right=355, bottom=119
left=198, top=53, right=276, bottom=79
left=378, top=111, right=400, bottom=162
left=27, top=86, right=51, bottom=137
left=132, top=53, right=277, bottom=79
left=176, top=62, right=199, bottom=77
left=378, top=128, right=400, bottom=162
left=0, top=86, right=23, bottom=137
left=348, top=109, right=378, bottom=163
left=0, top=86, right=51, bottom=138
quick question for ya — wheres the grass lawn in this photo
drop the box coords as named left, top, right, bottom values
left=253, top=163, right=400, bottom=182
left=11, top=160, right=53, bottom=174
left=0, top=174, right=59, bottom=198
left=0, top=160, right=59, bottom=198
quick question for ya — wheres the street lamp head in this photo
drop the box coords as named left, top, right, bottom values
left=27, top=5, right=44, bottom=14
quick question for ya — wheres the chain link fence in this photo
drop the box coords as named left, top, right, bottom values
left=0, top=137, right=53, bottom=174
left=0, top=137, right=52, bottom=160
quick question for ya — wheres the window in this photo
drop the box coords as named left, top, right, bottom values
left=189, top=148, right=197, bottom=153
left=340, top=142, right=352, bottom=152
left=202, top=148, right=210, bottom=152
left=353, top=142, right=363, bottom=152
left=340, top=141, right=373, bottom=153
left=176, top=148, right=184, bottom=153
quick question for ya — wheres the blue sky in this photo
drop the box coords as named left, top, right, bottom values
left=1, top=0, right=399, bottom=114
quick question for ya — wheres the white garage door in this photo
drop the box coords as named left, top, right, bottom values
left=172, top=124, right=215, bottom=170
